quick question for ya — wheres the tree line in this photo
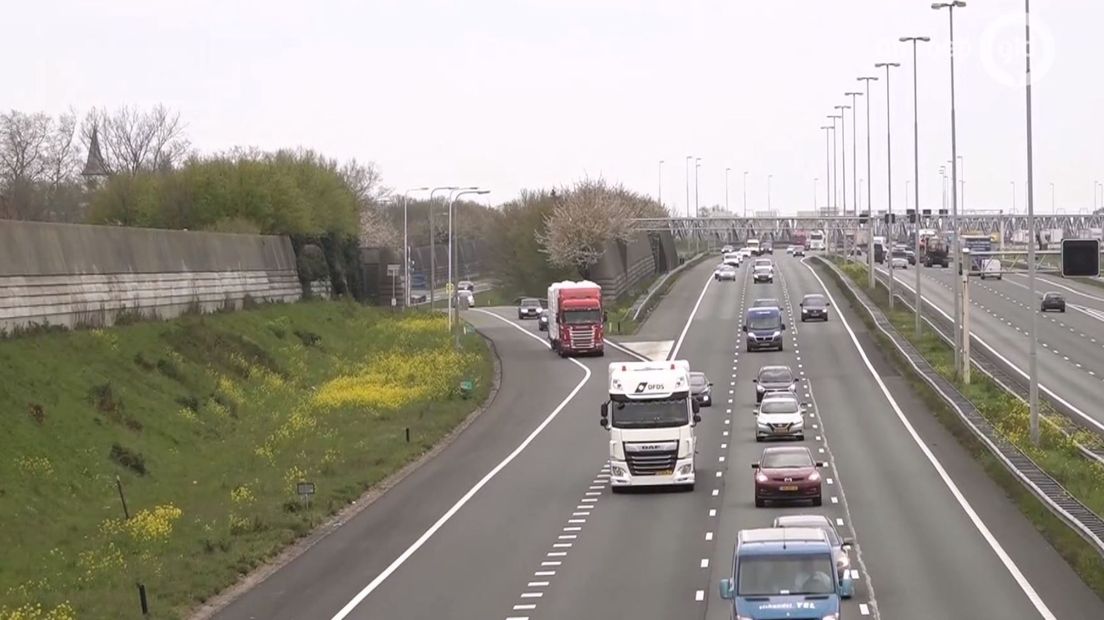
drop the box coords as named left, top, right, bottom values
left=2, top=104, right=667, bottom=300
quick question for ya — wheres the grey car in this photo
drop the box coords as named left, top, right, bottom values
left=800, top=294, right=830, bottom=322
left=754, top=365, right=799, bottom=403
left=773, top=514, right=855, bottom=598
left=690, top=371, right=713, bottom=407
left=518, top=297, right=543, bottom=319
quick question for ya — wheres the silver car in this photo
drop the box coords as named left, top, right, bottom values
left=755, top=393, right=806, bottom=441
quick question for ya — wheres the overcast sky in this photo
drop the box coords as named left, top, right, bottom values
left=7, top=0, right=1102, bottom=215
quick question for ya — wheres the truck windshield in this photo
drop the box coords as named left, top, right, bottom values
left=563, top=309, right=601, bottom=324
left=747, top=312, right=781, bottom=330
left=738, top=554, right=836, bottom=596
left=611, top=398, right=689, bottom=428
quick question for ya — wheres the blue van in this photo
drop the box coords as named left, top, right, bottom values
left=743, top=307, right=786, bottom=352
left=719, top=527, right=843, bottom=620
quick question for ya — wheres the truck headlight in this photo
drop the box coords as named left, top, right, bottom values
left=611, top=465, right=626, bottom=477
left=677, top=464, right=693, bottom=475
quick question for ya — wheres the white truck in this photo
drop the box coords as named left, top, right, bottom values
left=601, top=360, right=700, bottom=492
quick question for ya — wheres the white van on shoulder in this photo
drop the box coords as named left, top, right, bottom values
left=980, top=258, right=1002, bottom=280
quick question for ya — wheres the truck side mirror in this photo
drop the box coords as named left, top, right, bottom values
left=693, top=413, right=702, bottom=424
left=600, top=402, right=609, bottom=428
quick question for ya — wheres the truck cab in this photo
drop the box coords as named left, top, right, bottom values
left=747, top=239, right=761, bottom=256
left=547, top=280, right=604, bottom=357
left=601, top=361, right=699, bottom=492
left=718, top=527, right=843, bottom=620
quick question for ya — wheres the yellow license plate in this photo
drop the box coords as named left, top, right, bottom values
left=779, top=485, right=799, bottom=491
left=657, top=470, right=674, bottom=476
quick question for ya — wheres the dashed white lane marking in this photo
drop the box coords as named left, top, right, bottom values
left=710, top=509, right=717, bottom=517
left=706, top=532, right=714, bottom=541
left=860, top=603, right=871, bottom=615
left=831, top=496, right=839, bottom=504
left=535, top=570, right=555, bottom=576
left=520, top=592, right=543, bottom=598
left=540, top=561, right=560, bottom=566
left=700, top=558, right=710, bottom=568
left=695, top=590, right=705, bottom=602
left=837, top=518, right=845, bottom=526
left=527, top=581, right=550, bottom=587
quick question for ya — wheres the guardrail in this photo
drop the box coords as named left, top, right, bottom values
left=853, top=258, right=1104, bottom=466
left=814, top=256, right=1104, bottom=559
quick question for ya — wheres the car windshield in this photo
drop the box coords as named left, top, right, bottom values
left=751, top=300, right=778, bottom=308
left=803, top=296, right=826, bottom=308
left=563, top=309, right=601, bottom=324
left=738, top=554, right=836, bottom=596
left=520, top=299, right=541, bottom=307
left=610, top=398, right=689, bottom=428
left=1045, top=293, right=1061, bottom=300
left=760, top=399, right=799, bottom=414
left=458, top=282, right=474, bottom=290
left=759, top=368, right=793, bottom=383
left=747, top=312, right=781, bottom=330
left=762, top=450, right=813, bottom=468
left=755, top=260, right=771, bottom=267
left=689, top=373, right=708, bottom=388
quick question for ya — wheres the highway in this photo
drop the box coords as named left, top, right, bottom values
left=212, top=255, right=1104, bottom=620
left=872, top=260, right=1104, bottom=434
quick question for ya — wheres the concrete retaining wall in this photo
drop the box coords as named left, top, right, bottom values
left=0, top=220, right=301, bottom=332
left=589, top=232, right=662, bottom=301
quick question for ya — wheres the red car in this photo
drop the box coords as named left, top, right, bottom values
left=752, top=446, right=825, bottom=508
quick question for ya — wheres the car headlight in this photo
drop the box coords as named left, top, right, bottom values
left=755, top=472, right=768, bottom=483
left=772, top=331, right=781, bottom=337
left=756, top=384, right=765, bottom=392
left=808, top=471, right=821, bottom=482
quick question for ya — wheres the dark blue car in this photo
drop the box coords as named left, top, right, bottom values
left=743, top=307, right=786, bottom=352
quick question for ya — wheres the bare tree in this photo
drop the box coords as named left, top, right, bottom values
left=537, top=178, right=655, bottom=277
left=0, top=111, right=51, bottom=184
left=0, top=110, right=84, bottom=220
left=340, top=158, right=398, bottom=248
left=80, top=104, right=190, bottom=175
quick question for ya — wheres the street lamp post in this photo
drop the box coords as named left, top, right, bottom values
left=846, top=92, right=863, bottom=260
left=742, top=170, right=748, bottom=219
left=447, top=189, right=490, bottom=331
left=658, top=160, right=664, bottom=208
left=876, top=61, right=901, bottom=310
left=934, top=0, right=967, bottom=378
left=859, top=76, right=879, bottom=288
left=902, top=35, right=930, bottom=338
left=820, top=127, right=832, bottom=210
left=814, top=178, right=819, bottom=210
left=403, top=187, right=430, bottom=308
left=1050, top=182, right=1056, bottom=212
left=428, top=186, right=459, bottom=306
left=725, top=167, right=732, bottom=212
left=1024, top=0, right=1040, bottom=444
left=828, top=115, right=841, bottom=214
left=835, top=104, right=851, bottom=217
left=695, top=158, right=702, bottom=216
left=685, top=156, right=692, bottom=218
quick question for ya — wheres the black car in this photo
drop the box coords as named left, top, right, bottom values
left=1040, top=292, right=1066, bottom=313
left=754, top=365, right=800, bottom=403
left=690, top=371, right=713, bottom=407
left=518, top=297, right=543, bottom=319
left=538, top=309, right=550, bottom=330
left=800, top=294, right=830, bottom=321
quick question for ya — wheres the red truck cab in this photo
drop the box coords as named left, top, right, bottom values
left=547, top=281, right=605, bottom=357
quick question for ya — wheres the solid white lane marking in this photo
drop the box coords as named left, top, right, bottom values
left=670, top=274, right=714, bottom=359
left=807, top=261, right=1058, bottom=619
left=331, top=310, right=592, bottom=620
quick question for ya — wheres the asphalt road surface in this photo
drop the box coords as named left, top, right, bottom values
left=873, top=260, right=1104, bottom=435
left=213, top=256, right=1104, bottom=620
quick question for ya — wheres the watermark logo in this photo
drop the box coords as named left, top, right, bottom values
left=978, top=10, right=1057, bottom=88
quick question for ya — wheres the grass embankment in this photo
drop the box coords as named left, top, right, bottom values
left=0, top=303, right=493, bottom=619
left=820, top=258, right=1104, bottom=598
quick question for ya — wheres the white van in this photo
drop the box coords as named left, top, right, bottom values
left=980, top=258, right=1002, bottom=280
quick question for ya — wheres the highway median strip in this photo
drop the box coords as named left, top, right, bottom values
left=814, top=256, right=1104, bottom=599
